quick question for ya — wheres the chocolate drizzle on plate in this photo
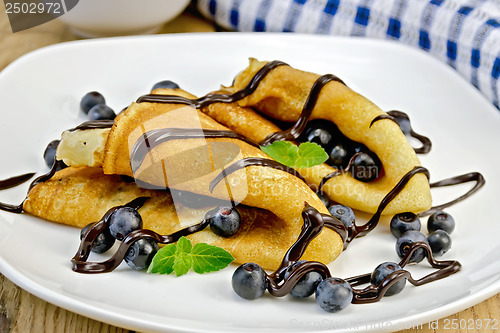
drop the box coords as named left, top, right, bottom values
left=0, top=160, right=65, bottom=213
left=370, top=110, right=432, bottom=154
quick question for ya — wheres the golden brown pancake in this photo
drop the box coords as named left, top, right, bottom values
left=23, top=166, right=338, bottom=269
left=208, top=58, right=432, bottom=215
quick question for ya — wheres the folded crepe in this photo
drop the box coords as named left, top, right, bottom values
left=25, top=92, right=344, bottom=269
left=202, top=59, right=432, bottom=215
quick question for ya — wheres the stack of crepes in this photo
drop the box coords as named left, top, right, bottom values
left=22, top=59, right=431, bottom=270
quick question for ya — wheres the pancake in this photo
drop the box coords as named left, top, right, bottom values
left=216, top=58, right=432, bottom=215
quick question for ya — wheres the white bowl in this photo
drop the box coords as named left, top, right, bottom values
left=57, top=0, right=190, bottom=38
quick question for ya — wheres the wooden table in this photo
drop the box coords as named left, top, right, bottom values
left=0, top=5, right=498, bottom=333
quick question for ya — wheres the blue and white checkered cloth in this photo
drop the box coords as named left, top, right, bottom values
left=196, top=0, right=500, bottom=109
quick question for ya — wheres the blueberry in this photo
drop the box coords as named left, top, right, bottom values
left=427, top=211, right=455, bottom=234
left=315, top=277, right=353, bottom=313
left=328, top=204, right=355, bottom=228
left=351, top=151, right=381, bottom=182
left=107, top=207, right=143, bottom=240
left=427, top=230, right=452, bottom=257
left=88, top=104, right=116, bottom=121
left=232, top=263, right=267, bottom=300
left=300, top=120, right=340, bottom=149
left=80, top=223, right=115, bottom=253
left=284, top=261, right=323, bottom=298
left=370, top=262, right=406, bottom=296
left=327, top=143, right=351, bottom=169
left=316, top=191, right=330, bottom=207
left=396, top=230, right=429, bottom=264
left=209, top=206, right=241, bottom=238
left=80, top=91, right=106, bottom=115
left=390, top=212, right=421, bottom=238
left=43, top=140, right=60, bottom=168
left=151, top=80, right=180, bottom=91
left=125, top=237, right=159, bottom=270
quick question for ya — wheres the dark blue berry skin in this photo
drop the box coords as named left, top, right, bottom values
left=80, top=91, right=105, bottom=115
left=125, top=237, right=159, bottom=270
left=80, top=223, right=115, bottom=253
left=232, top=263, right=267, bottom=300
left=351, top=151, right=381, bottom=182
left=284, top=261, right=323, bottom=298
left=327, top=143, right=352, bottom=168
left=315, top=277, right=353, bottom=313
left=370, top=262, right=406, bottom=296
left=427, top=230, right=452, bottom=257
left=390, top=212, right=421, bottom=238
left=43, top=140, right=60, bottom=168
left=151, top=80, right=180, bottom=91
left=88, top=104, right=116, bottom=121
left=316, top=191, right=330, bottom=207
left=209, top=206, right=241, bottom=238
left=108, top=207, right=143, bottom=240
left=427, top=211, right=455, bottom=234
left=328, top=204, right=355, bottom=228
left=300, top=120, right=340, bottom=149
left=396, top=231, right=429, bottom=263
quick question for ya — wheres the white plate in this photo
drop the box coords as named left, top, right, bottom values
left=0, top=33, right=499, bottom=333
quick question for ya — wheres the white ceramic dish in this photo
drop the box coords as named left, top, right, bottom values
left=0, top=34, right=499, bottom=333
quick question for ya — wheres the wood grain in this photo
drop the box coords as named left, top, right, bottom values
left=0, top=5, right=498, bottom=333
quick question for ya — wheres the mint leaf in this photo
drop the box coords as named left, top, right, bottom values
left=147, top=243, right=176, bottom=274
left=295, top=142, right=329, bottom=169
left=148, top=237, right=235, bottom=276
left=260, top=141, right=294, bottom=166
left=191, top=243, right=235, bottom=274
left=173, top=236, right=193, bottom=276
left=260, top=141, right=328, bottom=169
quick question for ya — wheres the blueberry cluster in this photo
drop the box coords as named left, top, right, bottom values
left=298, top=120, right=382, bottom=182
left=79, top=205, right=241, bottom=271
left=80, top=91, right=116, bottom=121
left=80, top=206, right=159, bottom=270
left=231, top=261, right=353, bottom=313
left=391, top=211, right=455, bottom=263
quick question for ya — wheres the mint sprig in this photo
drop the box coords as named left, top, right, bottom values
left=147, top=237, right=235, bottom=276
left=260, top=141, right=328, bottom=169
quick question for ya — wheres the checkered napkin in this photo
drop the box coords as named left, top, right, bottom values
left=196, top=0, right=500, bottom=109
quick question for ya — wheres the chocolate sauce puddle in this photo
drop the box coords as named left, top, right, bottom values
left=130, top=128, right=259, bottom=173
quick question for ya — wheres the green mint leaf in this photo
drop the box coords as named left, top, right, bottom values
left=173, top=236, right=193, bottom=276
left=261, top=141, right=328, bottom=169
left=147, top=243, right=176, bottom=274
left=148, top=237, right=234, bottom=276
left=191, top=243, right=235, bottom=274
left=295, top=142, right=329, bottom=169
left=260, top=141, right=294, bottom=166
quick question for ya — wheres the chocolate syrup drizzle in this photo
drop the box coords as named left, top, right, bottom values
left=370, top=111, right=432, bottom=154
left=130, top=128, right=259, bottom=173
left=259, top=73, right=345, bottom=146
left=0, top=160, right=65, bottom=213
left=70, top=119, right=114, bottom=131
left=135, top=60, right=289, bottom=108
left=0, top=59, right=486, bottom=306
